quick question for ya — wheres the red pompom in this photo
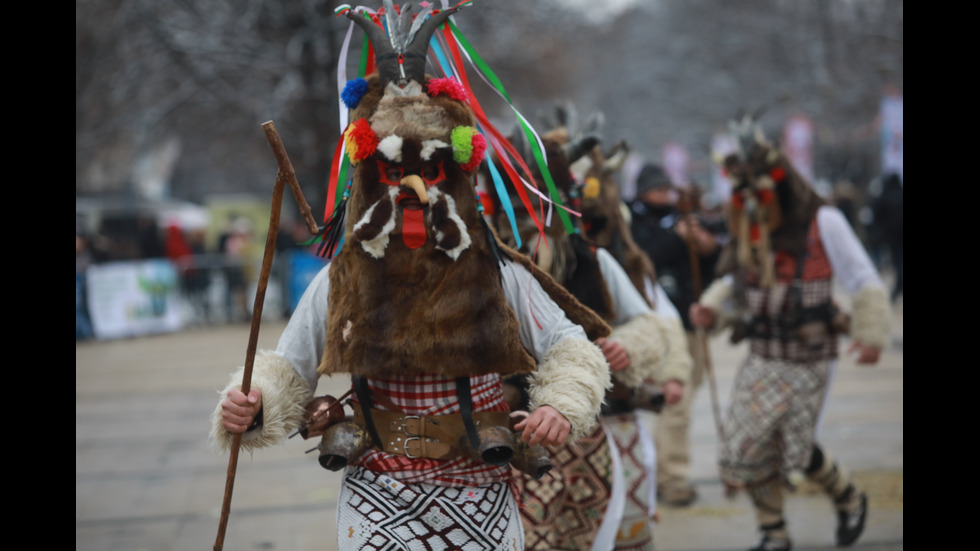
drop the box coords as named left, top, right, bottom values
left=345, top=118, right=378, bottom=162
left=460, top=133, right=487, bottom=172
left=427, top=77, right=468, bottom=102
left=770, top=166, right=786, bottom=182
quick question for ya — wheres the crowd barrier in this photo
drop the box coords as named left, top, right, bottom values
left=79, top=250, right=328, bottom=340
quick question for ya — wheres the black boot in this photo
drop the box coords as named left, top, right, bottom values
left=748, top=521, right=792, bottom=551
left=835, top=490, right=868, bottom=547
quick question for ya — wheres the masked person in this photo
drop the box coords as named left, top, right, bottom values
left=486, top=124, right=691, bottom=551
left=628, top=162, right=722, bottom=507
left=210, top=4, right=612, bottom=550
left=689, top=117, right=890, bottom=551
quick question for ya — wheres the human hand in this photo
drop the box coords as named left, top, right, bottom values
left=662, top=380, right=684, bottom=405
left=689, top=303, right=716, bottom=329
left=847, top=341, right=881, bottom=365
left=597, top=337, right=630, bottom=372
left=298, top=395, right=346, bottom=439
left=221, top=387, right=263, bottom=433
left=512, top=405, right=571, bottom=447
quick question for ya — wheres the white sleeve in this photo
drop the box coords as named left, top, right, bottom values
left=646, top=276, right=681, bottom=321
left=499, top=259, right=590, bottom=361
left=817, top=206, right=883, bottom=295
left=596, top=247, right=652, bottom=325
left=274, top=262, right=331, bottom=388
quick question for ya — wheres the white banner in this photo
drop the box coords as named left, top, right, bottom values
left=783, top=114, right=814, bottom=182
left=87, top=259, right=183, bottom=340
left=880, top=94, right=904, bottom=181
left=711, top=132, right=736, bottom=201
left=662, top=142, right=690, bottom=189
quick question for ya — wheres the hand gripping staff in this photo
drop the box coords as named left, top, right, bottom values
left=213, top=121, right=319, bottom=551
left=676, top=190, right=726, bottom=445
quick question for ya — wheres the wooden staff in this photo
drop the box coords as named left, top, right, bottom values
left=213, top=121, right=318, bottom=551
left=677, top=190, right=726, bottom=441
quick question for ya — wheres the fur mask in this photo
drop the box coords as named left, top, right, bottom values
left=320, top=3, right=532, bottom=378
left=719, top=116, right=826, bottom=287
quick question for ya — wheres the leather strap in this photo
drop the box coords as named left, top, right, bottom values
left=352, top=375, right=383, bottom=448
left=456, top=376, right=481, bottom=451
left=352, top=404, right=511, bottom=460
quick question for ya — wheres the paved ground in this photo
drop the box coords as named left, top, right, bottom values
left=76, top=296, right=902, bottom=551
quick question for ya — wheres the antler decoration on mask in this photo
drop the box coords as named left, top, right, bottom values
left=345, top=0, right=458, bottom=89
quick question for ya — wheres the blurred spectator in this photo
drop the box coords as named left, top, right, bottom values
left=166, top=224, right=212, bottom=323
left=136, top=214, right=165, bottom=259
left=184, top=228, right=213, bottom=321
left=832, top=180, right=862, bottom=234
left=872, top=172, right=903, bottom=302
left=273, top=218, right=311, bottom=318
left=219, top=216, right=252, bottom=323
left=628, top=164, right=723, bottom=507
left=76, top=229, right=95, bottom=341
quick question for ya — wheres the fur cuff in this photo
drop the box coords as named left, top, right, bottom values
left=609, top=312, right=665, bottom=389
left=209, top=350, right=314, bottom=454
left=657, top=316, right=694, bottom=386
left=850, top=284, right=890, bottom=349
left=527, top=337, right=611, bottom=441
left=699, top=278, right=736, bottom=333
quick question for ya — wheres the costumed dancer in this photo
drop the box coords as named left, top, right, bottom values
left=210, top=3, right=612, bottom=550
left=689, top=115, right=891, bottom=551
left=628, top=162, right=723, bottom=507
left=486, top=121, right=690, bottom=551
left=554, top=104, right=698, bottom=545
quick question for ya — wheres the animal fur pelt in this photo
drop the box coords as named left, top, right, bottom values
left=321, top=70, right=539, bottom=378
left=486, top=132, right=618, bottom=322
left=497, top=239, right=612, bottom=342
left=210, top=350, right=313, bottom=453
left=717, top=119, right=827, bottom=281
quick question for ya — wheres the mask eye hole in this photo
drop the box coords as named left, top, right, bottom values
left=377, top=161, right=404, bottom=186
left=421, top=161, right=445, bottom=185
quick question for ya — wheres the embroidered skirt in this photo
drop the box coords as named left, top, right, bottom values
left=336, top=466, right=524, bottom=550
left=516, top=424, right=613, bottom=550
left=604, top=412, right=657, bottom=551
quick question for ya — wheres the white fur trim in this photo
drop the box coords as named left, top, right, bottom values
left=527, top=337, right=611, bottom=441
left=377, top=135, right=404, bottom=162
left=209, top=350, right=314, bottom=454
left=850, top=284, right=890, bottom=349
left=383, top=79, right=424, bottom=97
left=658, top=315, right=694, bottom=386
left=699, top=277, right=738, bottom=333
left=421, top=139, right=449, bottom=160
left=609, top=312, right=665, bottom=388
left=429, top=190, right=472, bottom=259
left=354, top=188, right=399, bottom=258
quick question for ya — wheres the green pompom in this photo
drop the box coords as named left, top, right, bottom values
left=451, top=126, right=477, bottom=164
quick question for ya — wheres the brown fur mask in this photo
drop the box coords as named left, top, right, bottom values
left=572, top=139, right=658, bottom=307
left=718, top=120, right=826, bottom=286
left=320, top=25, right=535, bottom=377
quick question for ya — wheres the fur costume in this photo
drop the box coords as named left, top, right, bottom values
left=486, top=121, right=682, bottom=550
left=210, top=350, right=312, bottom=453
left=699, top=114, right=890, bottom=549
left=211, top=6, right=617, bottom=549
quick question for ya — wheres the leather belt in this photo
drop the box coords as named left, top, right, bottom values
left=353, top=405, right=511, bottom=460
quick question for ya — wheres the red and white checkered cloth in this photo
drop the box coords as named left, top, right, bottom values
left=350, top=373, right=514, bottom=488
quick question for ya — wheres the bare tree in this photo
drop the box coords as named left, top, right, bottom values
left=77, top=0, right=902, bottom=210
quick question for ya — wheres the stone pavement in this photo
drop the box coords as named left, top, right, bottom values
left=76, top=298, right=902, bottom=551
